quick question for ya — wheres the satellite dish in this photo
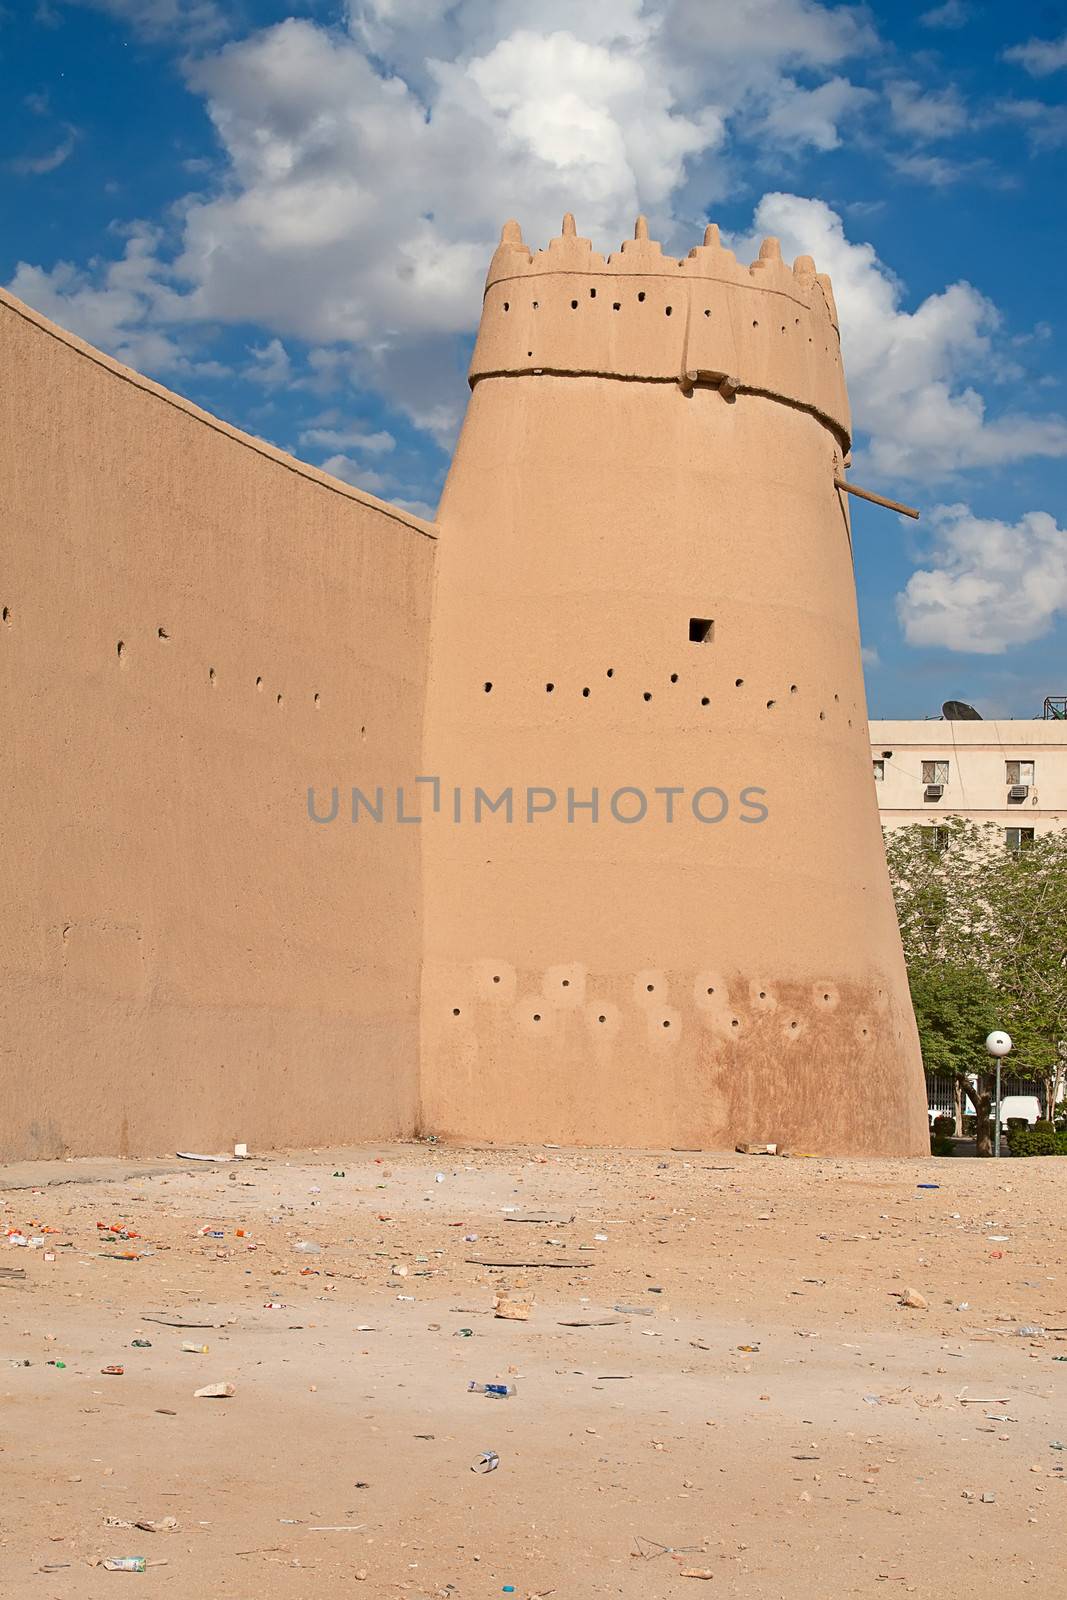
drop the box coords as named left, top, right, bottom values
left=942, top=700, right=982, bottom=721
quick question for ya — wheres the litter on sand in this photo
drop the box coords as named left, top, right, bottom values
left=632, top=1536, right=702, bottom=1561
left=558, top=1316, right=622, bottom=1327
left=142, top=1316, right=218, bottom=1329
left=494, top=1292, right=533, bottom=1320
left=194, top=1382, right=235, bottom=1399
left=505, top=1212, right=574, bottom=1224
left=466, top=1257, right=592, bottom=1269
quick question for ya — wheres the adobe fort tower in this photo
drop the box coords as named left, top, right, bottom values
left=420, top=214, right=928, bottom=1155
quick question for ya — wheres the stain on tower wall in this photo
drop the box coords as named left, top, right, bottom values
left=0, top=289, right=435, bottom=1159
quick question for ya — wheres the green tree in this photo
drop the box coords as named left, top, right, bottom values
left=884, top=819, right=1067, bottom=1155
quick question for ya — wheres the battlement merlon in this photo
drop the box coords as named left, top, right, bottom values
left=469, top=215, right=851, bottom=450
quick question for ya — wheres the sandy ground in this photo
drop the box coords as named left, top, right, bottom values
left=2, top=1143, right=1064, bottom=1599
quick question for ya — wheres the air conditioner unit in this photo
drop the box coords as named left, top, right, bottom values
left=1008, top=784, right=1029, bottom=801
left=924, top=784, right=944, bottom=800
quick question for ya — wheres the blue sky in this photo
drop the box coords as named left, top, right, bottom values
left=2, top=0, right=1065, bottom=718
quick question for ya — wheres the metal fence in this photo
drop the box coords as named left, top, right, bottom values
left=925, top=1072, right=1043, bottom=1117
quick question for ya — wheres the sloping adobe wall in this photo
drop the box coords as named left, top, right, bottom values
left=0, top=289, right=435, bottom=1159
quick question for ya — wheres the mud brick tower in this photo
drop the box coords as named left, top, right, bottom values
left=0, top=212, right=928, bottom=1158
left=420, top=215, right=928, bottom=1154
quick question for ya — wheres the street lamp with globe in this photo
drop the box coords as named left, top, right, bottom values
left=985, top=1031, right=1013, bottom=1157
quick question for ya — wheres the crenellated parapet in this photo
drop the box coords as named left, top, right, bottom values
left=470, top=214, right=851, bottom=447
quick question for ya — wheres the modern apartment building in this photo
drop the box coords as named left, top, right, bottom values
left=870, top=701, right=1067, bottom=847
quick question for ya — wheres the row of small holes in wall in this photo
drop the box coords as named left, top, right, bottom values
left=450, top=984, right=868, bottom=1034
left=749, top=315, right=834, bottom=355
left=113, top=631, right=322, bottom=710
left=501, top=293, right=835, bottom=356
left=481, top=676, right=854, bottom=720
left=503, top=288, right=708, bottom=318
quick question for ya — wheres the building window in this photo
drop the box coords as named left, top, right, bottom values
left=921, top=760, right=949, bottom=785
left=872, top=759, right=884, bottom=781
left=1005, top=760, right=1035, bottom=785
left=921, top=826, right=950, bottom=853
left=1005, top=827, right=1035, bottom=852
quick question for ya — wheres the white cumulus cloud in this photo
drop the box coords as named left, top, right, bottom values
left=736, top=193, right=1067, bottom=480
left=9, top=1, right=1062, bottom=485
left=897, top=504, right=1067, bottom=654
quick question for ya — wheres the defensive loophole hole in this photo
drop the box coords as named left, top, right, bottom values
left=689, top=617, right=713, bottom=643
left=642, top=691, right=652, bottom=702
left=665, top=305, right=673, bottom=316
left=701, top=696, right=710, bottom=706
left=704, top=308, right=711, bottom=317
left=606, top=668, right=614, bottom=678
left=790, top=1021, right=799, bottom=1030
left=790, top=684, right=798, bottom=694
left=545, top=682, right=555, bottom=693
left=582, top=687, right=590, bottom=698
left=752, top=319, right=759, bottom=328
left=637, top=291, right=646, bottom=302
left=646, top=983, right=655, bottom=992
left=759, top=991, right=766, bottom=999
left=116, top=641, right=125, bottom=659
left=767, top=699, right=776, bottom=709
left=255, top=677, right=263, bottom=691
left=669, top=673, right=678, bottom=684
left=735, top=678, right=744, bottom=688
left=597, top=1014, right=606, bottom=1023
left=484, top=681, right=493, bottom=693
left=209, top=668, right=217, bottom=686
left=452, top=1008, right=461, bottom=1016
left=493, top=975, right=500, bottom=983
left=819, top=710, right=826, bottom=720
left=503, top=302, right=509, bottom=312
left=731, top=1018, right=740, bottom=1028
left=1, top=606, right=9, bottom=624
left=589, top=287, right=596, bottom=298
left=562, top=979, right=569, bottom=986
left=277, top=693, right=283, bottom=705
left=662, top=1019, right=670, bottom=1028
left=570, top=300, right=578, bottom=310
left=313, top=692, right=320, bottom=708
left=612, top=302, right=621, bottom=311
left=157, top=627, right=169, bottom=640
left=706, top=986, right=715, bottom=995
left=533, top=1013, right=542, bottom=1023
